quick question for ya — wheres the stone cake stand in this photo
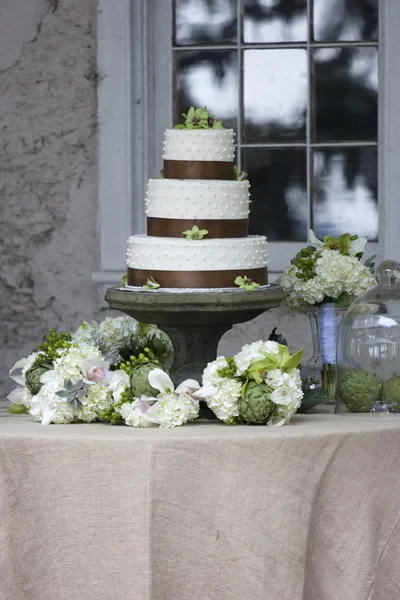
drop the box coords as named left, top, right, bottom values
left=105, top=285, right=283, bottom=384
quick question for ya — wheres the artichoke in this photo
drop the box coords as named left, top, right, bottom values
left=25, top=362, right=52, bottom=395
left=129, top=361, right=168, bottom=397
left=237, top=381, right=275, bottom=425
left=381, top=375, right=400, bottom=412
left=338, top=369, right=382, bottom=413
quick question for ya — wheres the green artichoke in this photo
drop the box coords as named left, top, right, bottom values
left=129, top=361, right=168, bottom=397
left=381, top=375, right=400, bottom=412
left=237, top=382, right=275, bottom=425
left=25, top=363, right=52, bottom=395
left=338, top=369, right=382, bottom=413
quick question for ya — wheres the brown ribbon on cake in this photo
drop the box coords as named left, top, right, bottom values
left=127, top=267, right=268, bottom=289
left=164, top=160, right=234, bottom=180
left=147, top=218, right=248, bottom=238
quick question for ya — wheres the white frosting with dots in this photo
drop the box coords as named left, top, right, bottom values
left=126, top=235, right=268, bottom=271
left=145, top=178, right=250, bottom=220
left=163, top=129, right=235, bottom=162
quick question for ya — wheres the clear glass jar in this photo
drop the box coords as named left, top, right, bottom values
left=335, top=260, right=400, bottom=414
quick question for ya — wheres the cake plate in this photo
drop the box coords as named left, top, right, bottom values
left=105, top=285, right=283, bottom=384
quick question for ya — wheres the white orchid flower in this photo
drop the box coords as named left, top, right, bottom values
left=308, top=229, right=324, bottom=248
left=349, top=236, right=368, bottom=256
left=107, top=369, right=129, bottom=402
left=193, top=385, right=217, bottom=399
left=81, top=359, right=110, bottom=385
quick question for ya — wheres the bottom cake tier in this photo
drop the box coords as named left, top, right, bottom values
left=126, top=235, right=268, bottom=289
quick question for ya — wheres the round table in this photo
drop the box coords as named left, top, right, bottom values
left=1, top=413, right=400, bottom=600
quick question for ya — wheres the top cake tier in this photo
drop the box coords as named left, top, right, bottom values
left=163, top=129, right=235, bottom=180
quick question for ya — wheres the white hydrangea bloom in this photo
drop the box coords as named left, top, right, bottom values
left=234, top=340, right=280, bottom=376
left=71, top=321, right=98, bottom=346
left=53, top=344, right=102, bottom=383
left=30, top=370, right=75, bottom=425
left=77, top=383, right=113, bottom=422
left=202, top=357, right=229, bottom=386
left=98, top=316, right=139, bottom=347
left=117, top=400, right=155, bottom=428
left=197, top=378, right=242, bottom=422
left=154, top=393, right=200, bottom=428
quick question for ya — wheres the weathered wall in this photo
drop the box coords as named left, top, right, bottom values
left=0, top=0, right=100, bottom=397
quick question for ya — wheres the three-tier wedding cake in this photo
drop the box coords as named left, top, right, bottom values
left=126, top=107, right=268, bottom=289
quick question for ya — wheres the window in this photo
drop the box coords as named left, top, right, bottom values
left=94, top=0, right=400, bottom=286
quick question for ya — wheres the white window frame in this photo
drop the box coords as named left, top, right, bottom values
left=93, top=0, right=400, bottom=287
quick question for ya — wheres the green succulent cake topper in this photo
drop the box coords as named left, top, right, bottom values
left=182, top=225, right=209, bottom=240
left=234, top=275, right=260, bottom=292
left=142, top=276, right=161, bottom=289
left=233, top=165, right=248, bottom=181
left=174, top=106, right=223, bottom=130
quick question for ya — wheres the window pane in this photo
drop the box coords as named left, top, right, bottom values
left=313, top=147, right=378, bottom=240
left=174, top=0, right=237, bottom=46
left=174, top=51, right=238, bottom=130
left=243, top=49, right=307, bottom=143
left=313, top=0, right=378, bottom=42
left=312, top=47, right=378, bottom=143
left=243, top=0, right=307, bottom=43
left=243, top=148, right=307, bottom=242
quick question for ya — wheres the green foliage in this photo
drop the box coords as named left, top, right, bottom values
left=119, top=347, right=160, bottom=375
left=37, top=329, right=72, bottom=365
left=217, top=357, right=237, bottom=379
left=233, top=165, right=248, bottom=181
left=174, top=106, right=223, bottom=130
left=234, top=275, right=261, bottom=292
left=381, top=375, right=400, bottom=411
left=8, top=403, right=29, bottom=415
left=120, top=273, right=128, bottom=287
left=142, top=276, right=161, bottom=290
left=100, top=385, right=133, bottom=425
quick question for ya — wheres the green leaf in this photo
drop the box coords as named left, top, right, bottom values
left=281, top=348, right=304, bottom=371
left=120, top=274, right=128, bottom=287
left=143, top=276, right=161, bottom=290
left=8, top=403, right=29, bottom=414
left=187, top=107, right=195, bottom=120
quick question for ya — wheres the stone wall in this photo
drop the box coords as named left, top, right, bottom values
left=0, top=0, right=100, bottom=398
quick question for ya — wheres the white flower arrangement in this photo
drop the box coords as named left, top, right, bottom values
left=195, top=340, right=304, bottom=425
left=7, top=317, right=173, bottom=425
left=8, top=323, right=303, bottom=429
left=277, top=230, right=376, bottom=311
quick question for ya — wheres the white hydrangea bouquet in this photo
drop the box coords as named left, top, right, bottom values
left=277, top=230, right=376, bottom=402
left=7, top=316, right=197, bottom=428
left=195, top=340, right=304, bottom=425
left=277, top=230, right=375, bottom=311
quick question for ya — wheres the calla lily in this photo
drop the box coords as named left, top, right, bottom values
left=308, top=229, right=324, bottom=248
left=9, top=358, right=27, bottom=385
left=7, top=387, right=24, bottom=404
left=148, top=369, right=175, bottom=395
left=81, top=359, right=110, bottom=384
left=193, top=385, right=217, bottom=399
left=349, top=236, right=368, bottom=256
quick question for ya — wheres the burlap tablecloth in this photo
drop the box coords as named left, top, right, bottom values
left=1, top=413, right=400, bottom=600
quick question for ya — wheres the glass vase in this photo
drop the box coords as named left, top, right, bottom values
left=307, top=303, right=346, bottom=404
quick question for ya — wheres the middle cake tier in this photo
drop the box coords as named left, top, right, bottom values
left=145, top=178, right=250, bottom=238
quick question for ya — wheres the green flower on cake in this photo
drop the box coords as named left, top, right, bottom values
left=120, top=273, right=128, bottom=287
left=156, top=170, right=164, bottom=180
left=182, top=225, right=209, bottom=240
left=234, top=275, right=260, bottom=292
left=142, top=276, right=161, bottom=289
left=174, top=106, right=223, bottom=130
left=233, top=165, right=248, bottom=181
